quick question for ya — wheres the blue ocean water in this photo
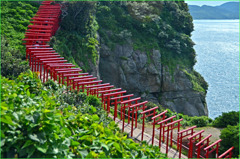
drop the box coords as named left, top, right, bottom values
left=192, top=20, right=239, bottom=119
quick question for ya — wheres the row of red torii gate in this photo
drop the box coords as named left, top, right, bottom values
left=22, top=1, right=234, bottom=158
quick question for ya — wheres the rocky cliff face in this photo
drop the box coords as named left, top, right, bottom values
left=54, top=1, right=208, bottom=116
left=99, top=40, right=208, bottom=116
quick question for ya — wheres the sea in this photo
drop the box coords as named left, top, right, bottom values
left=192, top=20, right=239, bottom=119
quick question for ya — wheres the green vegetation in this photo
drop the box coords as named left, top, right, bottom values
left=210, top=111, right=239, bottom=157
left=219, top=124, right=239, bottom=157
left=1, top=71, right=167, bottom=158
left=183, top=69, right=208, bottom=94
left=1, top=1, right=38, bottom=54
left=1, top=1, right=39, bottom=79
left=50, top=2, right=99, bottom=72
left=212, top=111, right=239, bottom=128
left=120, top=56, right=128, bottom=60
left=96, top=1, right=195, bottom=72
left=142, top=102, right=212, bottom=127
left=1, top=37, right=29, bottom=79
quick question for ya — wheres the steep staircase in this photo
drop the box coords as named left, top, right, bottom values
left=22, top=1, right=234, bottom=158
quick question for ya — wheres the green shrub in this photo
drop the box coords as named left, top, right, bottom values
left=190, top=116, right=209, bottom=127
left=1, top=36, right=30, bottom=79
left=219, top=124, right=239, bottom=157
left=162, top=108, right=212, bottom=127
left=212, top=111, right=239, bottom=128
left=1, top=1, right=38, bottom=79
left=43, top=79, right=59, bottom=91
left=86, top=95, right=102, bottom=108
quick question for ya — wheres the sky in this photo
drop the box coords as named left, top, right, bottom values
left=185, top=1, right=237, bottom=6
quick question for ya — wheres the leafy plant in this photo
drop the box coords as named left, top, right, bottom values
left=1, top=36, right=30, bottom=79
left=189, top=116, right=210, bottom=127
left=1, top=71, right=167, bottom=158
left=183, top=69, right=208, bottom=94
left=219, top=124, right=239, bottom=157
left=1, top=1, right=38, bottom=79
left=212, top=111, right=239, bottom=128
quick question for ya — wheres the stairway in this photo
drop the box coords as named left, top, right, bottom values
left=22, top=1, right=234, bottom=158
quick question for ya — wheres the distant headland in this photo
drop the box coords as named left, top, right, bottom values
left=188, top=2, right=239, bottom=19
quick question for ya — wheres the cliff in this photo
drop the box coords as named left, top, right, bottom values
left=51, top=1, right=208, bottom=116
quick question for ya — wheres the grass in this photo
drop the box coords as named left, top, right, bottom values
left=120, top=56, right=128, bottom=60
left=183, top=69, right=208, bottom=94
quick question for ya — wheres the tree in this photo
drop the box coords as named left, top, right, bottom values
left=219, top=124, right=239, bottom=157
left=213, top=111, right=239, bottom=128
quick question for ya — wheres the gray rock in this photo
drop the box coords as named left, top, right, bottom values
left=98, top=35, right=208, bottom=117
left=162, top=66, right=192, bottom=91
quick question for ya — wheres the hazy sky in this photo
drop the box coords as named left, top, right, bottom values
left=185, top=1, right=236, bottom=6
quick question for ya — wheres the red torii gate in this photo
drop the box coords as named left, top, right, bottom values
left=98, top=88, right=122, bottom=105
left=218, top=147, right=234, bottom=158
left=72, top=77, right=97, bottom=90
left=38, top=58, right=65, bottom=77
left=31, top=52, right=60, bottom=71
left=27, top=47, right=53, bottom=59
left=26, top=29, right=52, bottom=34
left=120, top=97, right=141, bottom=132
left=54, top=68, right=82, bottom=83
left=129, top=101, right=148, bottom=137
left=177, top=125, right=197, bottom=158
left=49, top=65, right=77, bottom=81
left=188, top=130, right=205, bottom=158
left=110, top=94, right=134, bottom=121
left=77, top=80, right=103, bottom=92
left=204, top=139, right=222, bottom=158
left=27, top=24, right=52, bottom=30
left=40, top=59, right=65, bottom=78
left=40, top=59, right=67, bottom=80
left=195, top=134, right=212, bottom=158
left=63, top=73, right=90, bottom=89
left=150, top=110, right=168, bottom=144
left=76, top=78, right=98, bottom=91
left=28, top=50, right=55, bottom=66
left=44, top=63, right=75, bottom=82
left=164, top=119, right=183, bottom=155
left=103, top=90, right=126, bottom=114
left=33, top=54, right=60, bottom=71
left=29, top=51, right=55, bottom=67
left=68, top=75, right=93, bottom=90
left=90, top=85, right=114, bottom=97
left=140, top=106, right=158, bottom=142
left=31, top=17, right=58, bottom=24
left=22, top=38, right=50, bottom=45
left=30, top=21, right=55, bottom=26
left=85, top=83, right=110, bottom=95
left=157, top=115, right=176, bottom=148
left=25, top=33, right=51, bottom=40
left=140, top=107, right=167, bottom=143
